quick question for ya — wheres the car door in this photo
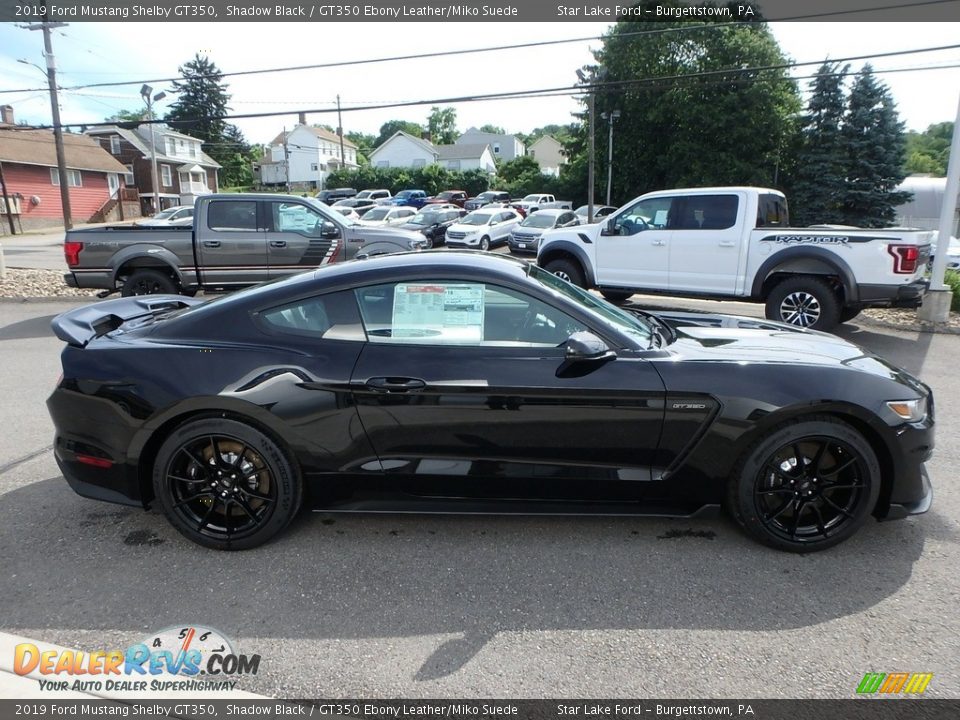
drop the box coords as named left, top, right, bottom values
left=495, top=211, right=518, bottom=241
left=198, top=198, right=269, bottom=287
left=265, top=200, right=342, bottom=279
left=349, top=280, right=666, bottom=501
left=668, top=193, right=744, bottom=294
left=595, top=195, right=676, bottom=289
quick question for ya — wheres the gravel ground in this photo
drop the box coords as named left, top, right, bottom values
left=1, top=268, right=958, bottom=333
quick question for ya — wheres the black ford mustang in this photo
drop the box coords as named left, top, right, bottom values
left=48, top=252, right=934, bottom=552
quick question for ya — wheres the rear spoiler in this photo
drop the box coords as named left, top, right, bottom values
left=51, top=295, right=204, bottom=347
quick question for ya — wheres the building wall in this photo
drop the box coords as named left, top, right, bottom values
left=369, top=136, right=436, bottom=169
left=1, top=162, right=114, bottom=229
left=456, top=130, right=524, bottom=162
left=529, top=136, right=565, bottom=176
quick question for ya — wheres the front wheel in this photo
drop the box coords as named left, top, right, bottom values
left=543, top=258, right=586, bottom=288
left=726, top=417, right=880, bottom=552
left=601, top=290, right=633, bottom=304
left=765, top=276, right=841, bottom=331
left=152, top=417, right=302, bottom=550
left=479, top=236, right=491, bottom=251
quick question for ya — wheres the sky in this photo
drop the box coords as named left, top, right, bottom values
left=1, top=21, right=958, bottom=147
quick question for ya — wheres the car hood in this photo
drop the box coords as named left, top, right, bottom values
left=447, top=223, right=485, bottom=234
left=349, top=224, right=423, bottom=242
left=654, top=310, right=923, bottom=386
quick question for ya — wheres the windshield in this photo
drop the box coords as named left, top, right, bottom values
left=461, top=212, right=493, bottom=226
left=396, top=191, right=413, bottom=199
left=522, top=195, right=541, bottom=202
left=521, top=214, right=555, bottom=228
left=303, top=198, right=355, bottom=227
left=364, top=208, right=390, bottom=221
left=476, top=192, right=498, bottom=201
left=153, top=208, right=179, bottom=220
left=528, top=265, right=653, bottom=347
left=356, top=191, right=372, bottom=199
left=409, top=212, right=439, bottom=226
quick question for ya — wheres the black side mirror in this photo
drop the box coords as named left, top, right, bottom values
left=601, top=218, right=618, bottom=236
left=320, top=221, right=340, bottom=239
left=558, top=331, right=616, bottom=377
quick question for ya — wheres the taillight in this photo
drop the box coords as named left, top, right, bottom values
left=64, top=241, right=83, bottom=267
left=888, top=245, right=919, bottom=274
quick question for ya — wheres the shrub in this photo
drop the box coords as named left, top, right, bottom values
left=943, top=270, right=960, bottom=312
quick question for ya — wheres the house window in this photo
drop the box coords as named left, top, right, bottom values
left=493, top=143, right=501, bottom=154
left=190, top=144, right=198, bottom=158
left=110, top=135, right=121, bottom=154
left=165, top=138, right=175, bottom=155
left=107, top=173, right=120, bottom=194
left=123, top=164, right=135, bottom=185
left=446, top=160, right=460, bottom=170
left=412, top=158, right=426, bottom=168
left=50, top=168, right=82, bottom=187
left=310, top=163, right=318, bottom=171
left=530, top=150, right=536, bottom=159
left=161, top=165, right=172, bottom=187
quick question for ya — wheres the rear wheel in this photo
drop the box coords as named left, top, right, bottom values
left=544, top=258, right=586, bottom=288
left=600, top=290, right=633, bottom=304
left=121, top=268, right=178, bottom=297
left=726, top=418, right=880, bottom=552
left=152, top=417, right=302, bottom=550
left=765, top=276, right=841, bottom=331
left=839, top=306, right=862, bottom=323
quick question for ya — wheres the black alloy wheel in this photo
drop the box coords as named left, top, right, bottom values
left=728, top=418, right=880, bottom=552
left=121, top=268, right=178, bottom=297
left=153, top=418, right=301, bottom=550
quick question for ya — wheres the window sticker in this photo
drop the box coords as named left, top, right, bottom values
left=392, top=283, right=485, bottom=343
left=653, top=209, right=669, bottom=227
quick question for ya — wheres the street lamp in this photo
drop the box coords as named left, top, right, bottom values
left=140, top=84, right=166, bottom=214
left=601, top=110, right=621, bottom=207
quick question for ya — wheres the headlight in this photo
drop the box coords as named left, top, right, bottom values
left=886, top=397, right=927, bottom=422
left=408, top=238, right=427, bottom=250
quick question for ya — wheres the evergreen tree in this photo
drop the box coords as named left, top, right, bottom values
left=165, top=54, right=229, bottom=150
left=787, top=62, right=849, bottom=226
left=840, top=65, right=911, bottom=227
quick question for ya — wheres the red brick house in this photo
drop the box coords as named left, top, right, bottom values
left=0, top=107, right=130, bottom=231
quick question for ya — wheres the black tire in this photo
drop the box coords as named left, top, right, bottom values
left=765, top=276, right=841, bottom=331
left=601, top=290, right=633, bottom=304
left=544, top=258, right=586, bottom=288
left=152, top=417, right=302, bottom=550
left=726, top=417, right=880, bottom=552
left=479, top=236, right=491, bottom=251
left=121, top=268, right=179, bottom=297
left=839, top=306, right=862, bottom=323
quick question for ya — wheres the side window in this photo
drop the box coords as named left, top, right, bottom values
left=207, top=201, right=258, bottom=232
left=757, top=194, right=789, bottom=227
left=675, top=195, right=739, bottom=230
left=272, top=202, right=326, bottom=237
left=614, top=196, right=677, bottom=235
left=258, top=290, right=365, bottom=342
left=355, top=282, right=587, bottom=347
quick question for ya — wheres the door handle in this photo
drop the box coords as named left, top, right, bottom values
left=718, top=241, right=736, bottom=247
left=270, top=240, right=287, bottom=248
left=202, top=240, right=221, bottom=249
left=364, top=377, right=426, bottom=393
left=651, top=240, right=666, bottom=246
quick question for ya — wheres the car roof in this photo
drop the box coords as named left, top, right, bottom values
left=527, top=208, right=567, bottom=217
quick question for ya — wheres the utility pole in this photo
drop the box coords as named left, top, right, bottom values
left=336, top=94, right=346, bottom=168
left=577, top=69, right=596, bottom=223
left=283, top=126, right=290, bottom=193
left=140, top=84, right=165, bottom=215
left=0, top=162, right=16, bottom=235
left=602, top=110, right=620, bottom=207
left=24, top=4, right=72, bottom=229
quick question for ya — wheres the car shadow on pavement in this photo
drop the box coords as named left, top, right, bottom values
left=0, top=314, right=57, bottom=341
left=1, top=476, right=950, bottom=681
left=834, top=323, right=934, bottom=377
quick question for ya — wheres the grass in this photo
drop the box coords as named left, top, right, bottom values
left=944, top=270, right=960, bottom=312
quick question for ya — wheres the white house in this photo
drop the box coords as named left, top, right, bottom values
left=368, top=131, right=438, bottom=169
left=369, top=132, right=496, bottom=173
left=455, top=127, right=525, bottom=162
left=259, top=124, right=358, bottom=190
left=528, top=135, right=566, bottom=177
left=437, top=144, right=496, bottom=172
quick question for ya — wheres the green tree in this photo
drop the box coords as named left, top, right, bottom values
left=586, top=4, right=801, bottom=200
left=345, top=131, right=377, bottom=163
left=217, top=124, right=254, bottom=188
left=479, top=124, right=506, bottom=135
left=375, top=120, right=423, bottom=147
left=165, top=54, right=229, bottom=150
left=427, top=106, right=458, bottom=145
left=904, top=121, right=953, bottom=176
left=788, top=62, right=849, bottom=226
left=105, top=108, right=146, bottom=123
left=840, top=65, right=911, bottom=227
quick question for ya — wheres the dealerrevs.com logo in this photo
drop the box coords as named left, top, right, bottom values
left=856, top=672, right=934, bottom=695
left=14, top=625, right=260, bottom=693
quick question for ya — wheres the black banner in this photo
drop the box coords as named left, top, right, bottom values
left=1, top=700, right=959, bottom=720
left=3, top=0, right=960, bottom=23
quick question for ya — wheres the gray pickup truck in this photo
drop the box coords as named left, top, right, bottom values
left=63, top=193, right=427, bottom=296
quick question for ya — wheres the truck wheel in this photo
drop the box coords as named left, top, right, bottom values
left=839, top=306, right=862, bottom=323
left=765, top=276, right=840, bottom=331
left=544, top=258, right=586, bottom=288
left=601, top=290, right=632, bottom=304
left=121, top=268, right=179, bottom=297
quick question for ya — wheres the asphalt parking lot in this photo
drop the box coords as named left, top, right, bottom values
left=0, top=295, right=957, bottom=699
